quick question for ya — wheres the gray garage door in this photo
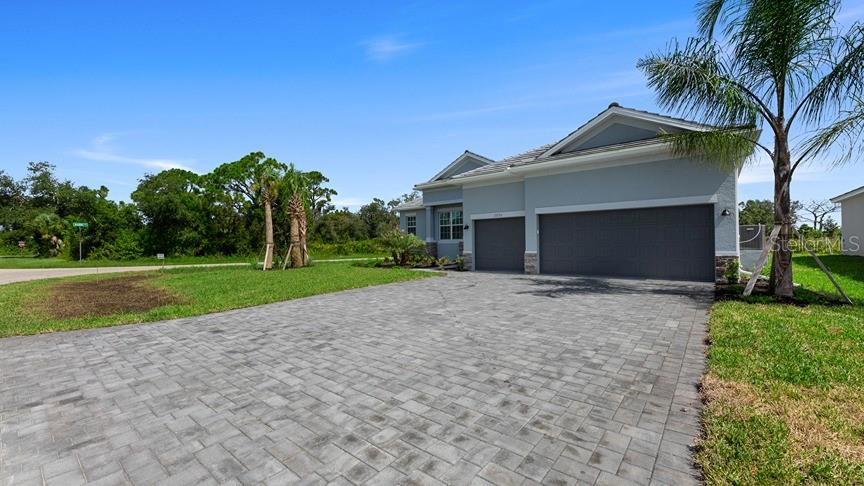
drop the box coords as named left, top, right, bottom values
left=475, top=217, right=525, bottom=271
left=539, top=205, right=715, bottom=281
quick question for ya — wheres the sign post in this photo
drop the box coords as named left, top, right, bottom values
left=73, top=222, right=89, bottom=261
left=157, top=253, right=165, bottom=271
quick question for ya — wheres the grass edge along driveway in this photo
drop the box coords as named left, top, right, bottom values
left=698, top=255, right=864, bottom=484
left=0, top=263, right=433, bottom=338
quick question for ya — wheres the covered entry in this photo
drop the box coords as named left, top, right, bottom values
left=474, top=217, right=525, bottom=271
left=539, top=205, right=715, bottom=281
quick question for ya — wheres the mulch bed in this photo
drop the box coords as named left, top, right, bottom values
left=38, top=274, right=184, bottom=319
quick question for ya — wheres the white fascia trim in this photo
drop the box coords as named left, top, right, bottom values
left=831, top=185, right=864, bottom=203
left=462, top=250, right=473, bottom=254
left=462, top=178, right=525, bottom=189
left=534, top=195, right=718, bottom=215
left=716, top=250, right=740, bottom=257
left=416, top=169, right=514, bottom=190
left=524, top=250, right=538, bottom=254
left=470, top=210, right=526, bottom=220
left=423, top=199, right=463, bottom=207
left=427, top=151, right=494, bottom=183
left=539, top=107, right=709, bottom=158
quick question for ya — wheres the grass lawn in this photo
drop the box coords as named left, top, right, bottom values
left=699, top=254, right=864, bottom=484
left=0, top=262, right=433, bottom=338
left=310, top=253, right=385, bottom=261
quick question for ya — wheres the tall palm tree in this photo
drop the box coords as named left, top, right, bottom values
left=638, top=0, right=864, bottom=297
left=282, top=165, right=310, bottom=268
left=255, top=164, right=282, bottom=270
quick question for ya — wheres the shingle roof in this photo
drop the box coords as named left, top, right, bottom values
left=417, top=104, right=725, bottom=188
left=394, top=197, right=423, bottom=211
left=449, top=138, right=668, bottom=180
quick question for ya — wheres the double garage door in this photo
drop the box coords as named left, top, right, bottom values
left=475, top=205, right=715, bottom=281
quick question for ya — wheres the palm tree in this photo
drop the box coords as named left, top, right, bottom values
left=282, top=165, right=310, bottom=268
left=255, top=163, right=282, bottom=270
left=638, top=0, right=864, bottom=297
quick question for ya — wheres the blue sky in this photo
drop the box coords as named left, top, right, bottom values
left=1, top=0, right=862, bottom=212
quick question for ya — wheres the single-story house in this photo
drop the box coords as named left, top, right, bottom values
left=831, top=185, right=864, bottom=256
left=396, top=103, right=740, bottom=282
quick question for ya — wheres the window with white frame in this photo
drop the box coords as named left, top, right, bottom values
left=438, top=209, right=463, bottom=240
left=405, top=215, right=416, bottom=235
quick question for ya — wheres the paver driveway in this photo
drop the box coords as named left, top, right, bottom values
left=0, top=272, right=712, bottom=486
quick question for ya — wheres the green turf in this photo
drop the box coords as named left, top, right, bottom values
left=0, top=263, right=433, bottom=337
left=699, top=254, right=864, bottom=484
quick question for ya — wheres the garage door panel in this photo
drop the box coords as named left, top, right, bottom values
left=475, top=217, right=525, bottom=271
left=539, top=205, right=715, bottom=281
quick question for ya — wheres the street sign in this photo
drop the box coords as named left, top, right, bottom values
left=156, top=253, right=165, bottom=260
left=73, top=222, right=89, bottom=229
left=18, top=241, right=25, bottom=249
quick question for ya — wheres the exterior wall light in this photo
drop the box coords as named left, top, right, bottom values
left=721, top=208, right=731, bottom=216
left=463, top=224, right=470, bottom=230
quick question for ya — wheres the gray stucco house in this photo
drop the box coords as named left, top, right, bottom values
left=831, top=185, right=864, bottom=256
left=396, top=104, right=740, bottom=282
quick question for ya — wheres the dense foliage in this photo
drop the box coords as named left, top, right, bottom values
left=0, top=157, right=414, bottom=260
left=738, top=198, right=840, bottom=238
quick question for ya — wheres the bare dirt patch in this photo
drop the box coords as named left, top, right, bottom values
left=38, top=274, right=184, bottom=319
left=701, top=374, right=864, bottom=463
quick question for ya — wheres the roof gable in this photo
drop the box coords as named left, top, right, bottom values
left=429, top=151, right=494, bottom=182
left=541, top=105, right=711, bottom=158
left=832, top=185, right=864, bottom=203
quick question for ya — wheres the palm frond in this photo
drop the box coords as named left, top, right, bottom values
left=795, top=23, right=864, bottom=125
left=696, top=0, right=729, bottom=38
left=797, top=97, right=864, bottom=167
left=661, top=129, right=761, bottom=171
left=638, top=38, right=762, bottom=127
left=731, top=0, right=837, bottom=104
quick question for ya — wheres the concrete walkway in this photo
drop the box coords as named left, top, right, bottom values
left=0, top=263, right=250, bottom=285
left=0, top=272, right=711, bottom=485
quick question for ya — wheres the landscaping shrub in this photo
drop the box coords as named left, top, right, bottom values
left=379, top=230, right=425, bottom=266
left=724, top=259, right=740, bottom=284
left=308, top=239, right=382, bottom=257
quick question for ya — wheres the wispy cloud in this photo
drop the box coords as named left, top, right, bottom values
left=362, top=35, right=422, bottom=62
left=331, top=196, right=367, bottom=210
left=74, top=133, right=194, bottom=172
left=407, top=70, right=648, bottom=122
left=408, top=101, right=541, bottom=122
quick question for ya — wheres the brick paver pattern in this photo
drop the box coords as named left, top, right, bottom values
left=0, top=272, right=711, bottom=485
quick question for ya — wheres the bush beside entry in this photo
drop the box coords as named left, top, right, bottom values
left=380, top=230, right=425, bottom=266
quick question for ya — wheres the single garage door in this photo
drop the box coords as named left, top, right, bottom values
left=475, top=217, right=525, bottom=271
left=539, top=205, right=715, bottom=281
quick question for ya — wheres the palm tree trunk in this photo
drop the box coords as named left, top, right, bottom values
left=770, top=135, right=794, bottom=298
left=298, top=211, right=309, bottom=265
left=263, top=195, right=274, bottom=270
left=290, top=212, right=302, bottom=267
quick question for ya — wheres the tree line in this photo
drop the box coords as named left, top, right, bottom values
left=738, top=199, right=840, bottom=237
left=0, top=154, right=416, bottom=259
